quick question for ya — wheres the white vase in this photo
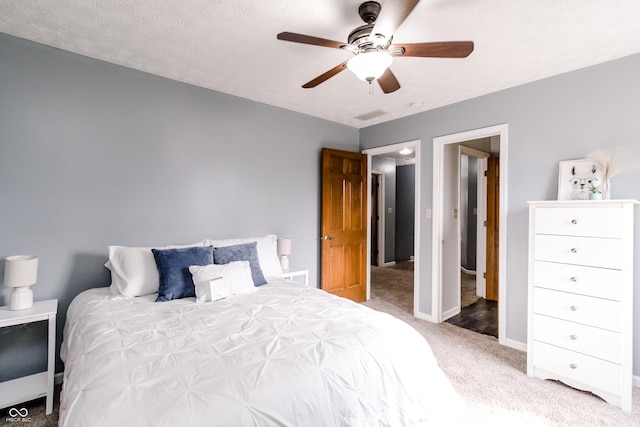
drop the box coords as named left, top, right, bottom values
left=603, top=179, right=611, bottom=199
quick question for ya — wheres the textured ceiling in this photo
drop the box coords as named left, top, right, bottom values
left=1, top=0, right=640, bottom=129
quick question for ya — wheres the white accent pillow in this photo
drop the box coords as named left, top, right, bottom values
left=106, top=241, right=207, bottom=298
left=189, top=261, right=256, bottom=302
left=207, top=235, right=283, bottom=282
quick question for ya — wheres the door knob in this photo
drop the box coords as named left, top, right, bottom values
left=322, top=236, right=334, bottom=241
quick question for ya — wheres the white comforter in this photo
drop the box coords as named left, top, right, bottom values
left=60, top=284, right=463, bottom=426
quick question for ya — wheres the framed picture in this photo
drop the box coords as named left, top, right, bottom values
left=557, top=159, right=604, bottom=200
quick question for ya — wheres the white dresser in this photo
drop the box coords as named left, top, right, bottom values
left=527, top=199, right=638, bottom=412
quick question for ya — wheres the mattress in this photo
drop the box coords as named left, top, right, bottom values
left=60, top=283, right=463, bottom=426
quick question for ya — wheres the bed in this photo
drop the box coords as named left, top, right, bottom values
left=59, top=236, right=463, bottom=426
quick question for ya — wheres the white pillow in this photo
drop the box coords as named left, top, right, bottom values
left=106, top=240, right=207, bottom=298
left=189, top=261, right=256, bottom=302
left=207, top=235, right=283, bottom=282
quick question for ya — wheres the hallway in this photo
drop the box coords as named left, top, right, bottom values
left=370, top=265, right=497, bottom=338
left=445, top=272, right=498, bottom=337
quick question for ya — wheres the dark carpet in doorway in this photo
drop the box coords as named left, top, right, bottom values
left=445, top=298, right=498, bottom=338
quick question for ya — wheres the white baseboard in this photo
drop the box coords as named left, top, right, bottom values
left=633, top=376, right=640, bottom=388
left=504, top=338, right=527, bottom=352
left=380, top=261, right=396, bottom=267
left=414, top=311, right=435, bottom=323
left=460, top=267, right=476, bottom=276
left=441, top=307, right=460, bottom=322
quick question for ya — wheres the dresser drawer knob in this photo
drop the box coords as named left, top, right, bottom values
left=570, top=363, right=577, bottom=369
left=570, top=334, right=577, bottom=340
left=570, top=305, right=577, bottom=311
left=571, top=248, right=578, bottom=253
left=570, top=276, right=577, bottom=282
left=571, top=219, right=578, bottom=225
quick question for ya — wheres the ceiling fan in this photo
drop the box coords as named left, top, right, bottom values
left=277, top=0, right=474, bottom=94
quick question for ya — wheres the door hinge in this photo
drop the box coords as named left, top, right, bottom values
left=483, top=272, right=487, bottom=279
left=483, top=220, right=487, bottom=227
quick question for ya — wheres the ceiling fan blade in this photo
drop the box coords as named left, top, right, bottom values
left=392, top=41, right=474, bottom=58
left=277, top=32, right=345, bottom=49
left=302, top=61, right=349, bottom=88
left=371, top=0, right=420, bottom=43
left=377, top=68, right=401, bottom=94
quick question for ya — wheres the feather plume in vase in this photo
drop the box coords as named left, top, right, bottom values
left=586, top=147, right=637, bottom=199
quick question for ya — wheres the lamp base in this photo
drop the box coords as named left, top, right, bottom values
left=280, top=255, right=290, bottom=271
left=10, top=286, right=33, bottom=311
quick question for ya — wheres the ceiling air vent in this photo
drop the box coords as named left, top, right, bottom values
left=354, top=109, right=389, bottom=121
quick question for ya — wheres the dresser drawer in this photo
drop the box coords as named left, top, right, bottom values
left=533, top=314, right=622, bottom=363
left=534, top=207, right=625, bottom=238
left=534, top=234, right=623, bottom=269
left=533, top=288, right=621, bottom=332
left=533, top=261, right=624, bottom=301
left=532, top=341, right=621, bottom=395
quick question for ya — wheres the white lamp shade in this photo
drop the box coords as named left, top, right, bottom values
left=347, top=52, right=393, bottom=82
left=4, top=255, right=38, bottom=288
left=277, top=238, right=292, bottom=256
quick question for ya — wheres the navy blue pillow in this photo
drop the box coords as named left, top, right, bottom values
left=213, top=242, right=267, bottom=286
left=152, top=246, right=214, bottom=302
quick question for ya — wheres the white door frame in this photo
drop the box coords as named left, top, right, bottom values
left=459, top=146, right=490, bottom=298
left=440, top=143, right=463, bottom=321
left=364, top=140, right=420, bottom=309
left=432, top=124, right=508, bottom=345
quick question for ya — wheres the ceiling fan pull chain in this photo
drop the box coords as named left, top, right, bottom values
left=369, top=81, right=373, bottom=96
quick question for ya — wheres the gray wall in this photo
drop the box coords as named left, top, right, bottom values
left=395, top=164, right=415, bottom=262
left=0, top=33, right=358, bottom=379
left=360, top=53, right=640, bottom=372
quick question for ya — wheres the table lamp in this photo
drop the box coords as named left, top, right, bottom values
left=277, top=238, right=292, bottom=271
left=4, top=255, right=38, bottom=310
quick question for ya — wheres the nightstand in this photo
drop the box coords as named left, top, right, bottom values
left=0, top=299, right=58, bottom=415
left=282, top=268, right=309, bottom=286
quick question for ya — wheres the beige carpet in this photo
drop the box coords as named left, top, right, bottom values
left=367, top=263, right=640, bottom=426
left=0, top=383, right=60, bottom=427
left=461, top=271, right=480, bottom=308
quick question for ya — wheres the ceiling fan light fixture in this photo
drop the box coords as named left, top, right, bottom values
left=347, top=51, right=393, bottom=82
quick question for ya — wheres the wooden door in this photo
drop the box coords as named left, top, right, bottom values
left=485, top=156, right=499, bottom=301
left=321, top=148, right=368, bottom=302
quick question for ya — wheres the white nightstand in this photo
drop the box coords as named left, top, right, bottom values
left=282, top=268, right=309, bottom=286
left=0, top=299, right=58, bottom=415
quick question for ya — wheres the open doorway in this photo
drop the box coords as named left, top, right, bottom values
left=445, top=145, right=498, bottom=337
left=364, top=141, right=420, bottom=316
left=432, top=124, right=508, bottom=345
